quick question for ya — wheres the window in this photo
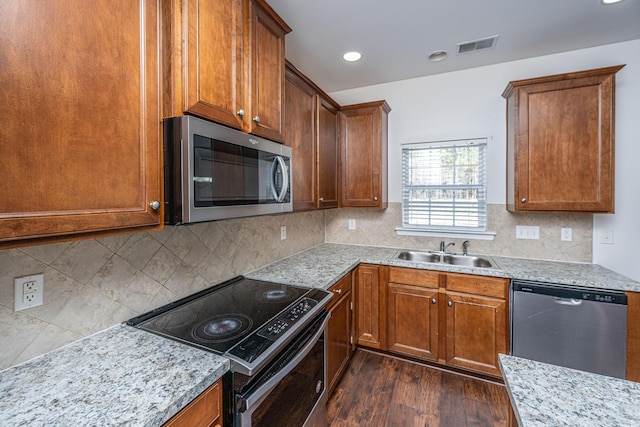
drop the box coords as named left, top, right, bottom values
left=401, top=138, right=487, bottom=233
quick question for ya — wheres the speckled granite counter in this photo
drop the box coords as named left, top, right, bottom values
left=0, top=324, right=228, bottom=427
left=500, top=355, right=640, bottom=426
left=2, top=243, right=638, bottom=426
left=247, top=243, right=640, bottom=292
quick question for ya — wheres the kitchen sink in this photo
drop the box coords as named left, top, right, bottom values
left=395, top=250, right=494, bottom=269
left=442, top=254, right=493, bottom=268
left=396, top=250, right=441, bottom=263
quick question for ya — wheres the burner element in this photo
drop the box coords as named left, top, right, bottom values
left=192, top=314, right=253, bottom=343
left=258, top=287, right=296, bottom=303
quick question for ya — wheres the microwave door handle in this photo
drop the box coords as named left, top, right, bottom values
left=271, top=155, right=289, bottom=203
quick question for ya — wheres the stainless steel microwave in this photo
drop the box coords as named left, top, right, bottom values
left=163, top=116, right=292, bottom=224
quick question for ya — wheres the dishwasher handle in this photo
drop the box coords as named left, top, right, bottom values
left=512, top=280, right=627, bottom=305
left=554, top=297, right=583, bottom=306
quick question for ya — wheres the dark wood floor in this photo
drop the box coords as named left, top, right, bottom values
left=327, top=349, right=510, bottom=427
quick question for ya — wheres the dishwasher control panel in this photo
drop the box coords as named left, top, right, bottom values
left=512, top=281, right=628, bottom=305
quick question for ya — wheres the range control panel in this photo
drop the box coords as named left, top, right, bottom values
left=258, top=298, right=318, bottom=340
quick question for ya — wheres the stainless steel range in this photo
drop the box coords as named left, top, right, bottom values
left=127, top=276, right=332, bottom=427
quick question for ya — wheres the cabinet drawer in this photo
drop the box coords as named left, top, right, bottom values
left=445, top=273, right=509, bottom=299
left=389, top=267, right=440, bottom=288
left=328, top=273, right=352, bottom=310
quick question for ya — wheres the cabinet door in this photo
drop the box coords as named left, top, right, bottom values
left=339, top=101, right=390, bottom=208
left=0, top=0, right=161, bottom=246
left=164, top=380, right=222, bottom=427
left=284, top=67, right=316, bottom=211
left=387, top=282, right=439, bottom=361
left=245, top=0, right=290, bottom=142
left=316, top=96, right=339, bottom=209
left=168, top=0, right=244, bottom=129
left=355, top=265, right=384, bottom=349
left=444, top=291, right=507, bottom=377
left=504, top=65, right=623, bottom=213
left=327, top=274, right=352, bottom=395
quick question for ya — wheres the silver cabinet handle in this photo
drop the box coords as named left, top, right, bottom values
left=431, top=298, right=437, bottom=304
left=521, top=198, right=527, bottom=203
left=319, top=197, right=324, bottom=203
left=335, top=288, right=342, bottom=294
left=373, top=196, right=378, bottom=201
left=237, top=109, right=245, bottom=117
left=448, top=301, right=453, bottom=307
left=149, top=201, right=160, bottom=210
left=253, top=116, right=260, bottom=123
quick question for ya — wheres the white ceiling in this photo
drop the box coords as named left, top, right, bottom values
left=268, top=0, right=640, bottom=93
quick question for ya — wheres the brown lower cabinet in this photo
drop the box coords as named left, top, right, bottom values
left=354, top=265, right=509, bottom=378
left=387, top=268, right=440, bottom=361
left=443, top=273, right=509, bottom=376
left=354, top=264, right=387, bottom=349
left=326, top=273, right=353, bottom=395
left=164, top=380, right=222, bottom=427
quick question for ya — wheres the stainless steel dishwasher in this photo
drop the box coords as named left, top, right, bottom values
left=511, top=280, right=628, bottom=379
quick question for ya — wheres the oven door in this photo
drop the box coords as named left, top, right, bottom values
left=236, top=311, right=329, bottom=427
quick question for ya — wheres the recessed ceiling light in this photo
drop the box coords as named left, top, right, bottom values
left=343, top=51, right=362, bottom=62
left=428, top=50, right=448, bottom=62
left=601, top=0, right=625, bottom=4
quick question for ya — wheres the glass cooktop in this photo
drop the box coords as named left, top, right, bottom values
left=127, top=277, right=309, bottom=354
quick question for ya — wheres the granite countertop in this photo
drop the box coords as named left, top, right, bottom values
left=0, top=324, right=228, bottom=427
left=2, top=242, right=638, bottom=426
left=500, top=355, right=640, bottom=427
left=247, top=243, right=640, bottom=292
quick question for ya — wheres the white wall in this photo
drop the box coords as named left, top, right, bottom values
left=329, top=39, right=640, bottom=281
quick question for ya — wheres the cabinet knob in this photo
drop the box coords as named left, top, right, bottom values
left=253, top=116, right=260, bottom=123
left=334, top=288, right=342, bottom=294
left=319, top=197, right=324, bottom=203
left=448, top=301, right=453, bottom=307
left=373, top=196, right=378, bottom=201
left=237, top=109, right=245, bottom=117
left=521, top=198, right=527, bottom=203
left=149, top=201, right=160, bottom=210
left=431, top=298, right=437, bottom=304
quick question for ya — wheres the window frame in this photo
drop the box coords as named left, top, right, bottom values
left=399, top=138, right=489, bottom=235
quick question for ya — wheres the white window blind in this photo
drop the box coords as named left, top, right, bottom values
left=402, top=138, right=487, bottom=232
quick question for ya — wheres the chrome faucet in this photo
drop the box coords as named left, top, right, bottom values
left=440, top=241, right=455, bottom=253
left=462, top=240, right=469, bottom=256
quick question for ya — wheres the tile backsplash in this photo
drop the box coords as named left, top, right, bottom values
left=0, top=203, right=593, bottom=370
left=325, top=203, right=592, bottom=262
left=0, top=211, right=324, bottom=370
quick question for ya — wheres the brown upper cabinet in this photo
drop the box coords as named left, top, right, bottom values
left=339, top=101, right=391, bottom=208
left=163, top=0, right=291, bottom=142
left=502, top=65, right=625, bottom=213
left=316, top=96, right=340, bottom=209
left=0, top=0, right=162, bottom=247
left=284, top=62, right=340, bottom=210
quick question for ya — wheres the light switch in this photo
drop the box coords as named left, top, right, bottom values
left=516, top=225, right=539, bottom=239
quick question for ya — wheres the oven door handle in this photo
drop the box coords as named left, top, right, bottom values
left=240, top=312, right=330, bottom=412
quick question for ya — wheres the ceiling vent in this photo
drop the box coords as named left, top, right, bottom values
left=457, top=35, right=499, bottom=55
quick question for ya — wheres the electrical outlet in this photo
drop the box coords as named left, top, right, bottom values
left=516, top=225, right=539, bottom=239
left=280, top=225, right=286, bottom=240
left=348, top=219, right=356, bottom=230
left=14, top=274, right=44, bottom=311
left=561, top=228, right=572, bottom=242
